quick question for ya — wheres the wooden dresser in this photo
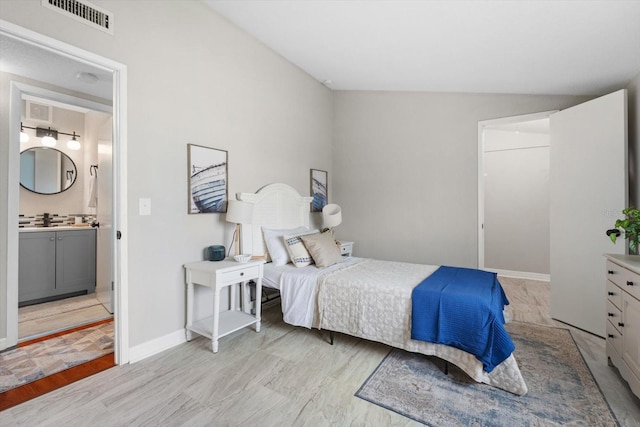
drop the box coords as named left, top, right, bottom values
left=605, top=254, right=640, bottom=399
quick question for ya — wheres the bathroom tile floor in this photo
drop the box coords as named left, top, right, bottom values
left=19, top=294, right=112, bottom=340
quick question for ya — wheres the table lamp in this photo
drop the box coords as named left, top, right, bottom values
left=322, top=204, right=342, bottom=235
left=226, top=200, right=254, bottom=256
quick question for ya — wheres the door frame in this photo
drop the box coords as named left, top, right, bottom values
left=477, top=110, right=555, bottom=280
left=0, top=20, right=129, bottom=364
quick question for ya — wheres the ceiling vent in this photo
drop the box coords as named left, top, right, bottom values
left=41, top=0, right=114, bottom=35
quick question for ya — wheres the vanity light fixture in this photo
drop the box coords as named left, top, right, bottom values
left=21, top=125, right=81, bottom=150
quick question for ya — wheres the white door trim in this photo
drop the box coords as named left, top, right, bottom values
left=0, top=20, right=129, bottom=364
left=477, top=110, right=556, bottom=271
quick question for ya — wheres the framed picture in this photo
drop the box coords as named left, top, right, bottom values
left=310, top=168, right=328, bottom=212
left=187, top=144, right=228, bottom=214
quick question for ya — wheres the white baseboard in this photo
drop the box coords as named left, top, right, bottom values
left=484, top=268, right=550, bottom=282
left=128, top=329, right=186, bottom=363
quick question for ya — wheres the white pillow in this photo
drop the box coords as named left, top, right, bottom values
left=301, top=231, right=343, bottom=268
left=284, top=230, right=320, bottom=268
left=262, top=226, right=309, bottom=265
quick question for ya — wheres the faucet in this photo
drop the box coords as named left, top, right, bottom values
left=43, top=213, right=51, bottom=227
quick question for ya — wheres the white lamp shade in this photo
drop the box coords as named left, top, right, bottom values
left=322, top=204, right=342, bottom=229
left=226, top=200, right=254, bottom=224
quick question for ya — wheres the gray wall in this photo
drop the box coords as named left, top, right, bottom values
left=0, top=0, right=332, bottom=348
left=332, top=91, right=589, bottom=267
left=483, top=130, right=550, bottom=274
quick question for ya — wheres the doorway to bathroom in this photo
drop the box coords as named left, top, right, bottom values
left=17, top=94, right=114, bottom=342
left=0, top=22, right=129, bottom=366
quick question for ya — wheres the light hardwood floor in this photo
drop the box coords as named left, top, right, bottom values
left=1, top=278, right=639, bottom=426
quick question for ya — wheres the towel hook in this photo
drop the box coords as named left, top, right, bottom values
left=90, top=165, right=98, bottom=176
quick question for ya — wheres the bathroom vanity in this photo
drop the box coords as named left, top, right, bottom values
left=19, top=227, right=96, bottom=306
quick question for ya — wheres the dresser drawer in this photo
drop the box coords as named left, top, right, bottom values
left=607, top=300, right=623, bottom=333
left=606, top=319, right=623, bottom=356
left=218, top=265, right=260, bottom=284
left=607, top=280, right=623, bottom=309
left=606, top=260, right=640, bottom=301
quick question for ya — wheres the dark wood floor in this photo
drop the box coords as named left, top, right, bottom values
left=0, top=319, right=115, bottom=411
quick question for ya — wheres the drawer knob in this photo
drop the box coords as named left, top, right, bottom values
left=240, top=272, right=244, bottom=276
left=608, top=270, right=615, bottom=275
left=608, top=291, right=615, bottom=296
left=618, top=322, right=625, bottom=327
left=627, top=281, right=634, bottom=286
left=608, top=334, right=615, bottom=338
left=608, top=312, right=615, bottom=317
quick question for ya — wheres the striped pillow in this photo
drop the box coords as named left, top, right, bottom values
left=284, top=230, right=319, bottom=267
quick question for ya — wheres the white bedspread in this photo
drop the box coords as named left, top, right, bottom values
left=316, top=258, right=528, bottom=395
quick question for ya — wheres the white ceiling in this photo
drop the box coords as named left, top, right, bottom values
left=0, top=34, right=113, bottom=100
left=205, top=0, right=640, bottom=95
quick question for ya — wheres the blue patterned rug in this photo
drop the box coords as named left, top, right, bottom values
left=356, top=322, right=619, bottom=426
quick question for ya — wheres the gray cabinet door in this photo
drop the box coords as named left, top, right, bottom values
left=56, top=230, right=96, bottom=294
left=19, top=231, right=56, bottom=303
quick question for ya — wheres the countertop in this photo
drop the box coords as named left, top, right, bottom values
left=19, top=225, right=95, bottom=232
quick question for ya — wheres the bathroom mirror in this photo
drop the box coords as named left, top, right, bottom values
left=20, top=147, right=77, bottom=194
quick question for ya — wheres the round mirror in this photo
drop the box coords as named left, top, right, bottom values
left=20, top=147, right=78, bottom=195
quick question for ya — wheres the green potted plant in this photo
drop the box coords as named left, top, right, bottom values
left=607, top=207, right=640, bottom=255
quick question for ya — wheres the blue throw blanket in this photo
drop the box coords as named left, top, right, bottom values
left=411, top=266, right=514, bottom=373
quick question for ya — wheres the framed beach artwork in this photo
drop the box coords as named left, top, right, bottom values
left=187, top=144, right=228, bottom=214
left=310, top=168, right=328, bottom=212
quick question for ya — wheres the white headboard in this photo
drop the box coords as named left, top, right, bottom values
left=237, top=183, right=314, bottom=258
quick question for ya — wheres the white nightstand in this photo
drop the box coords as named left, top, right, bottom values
left=338, top=241, right=354, bottom=257
left=184, top=258, right=265, bottom=353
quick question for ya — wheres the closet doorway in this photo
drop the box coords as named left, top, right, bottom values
left=478, top=112, right=553, bottom=281
left=478, top=91, right=627, bottom=337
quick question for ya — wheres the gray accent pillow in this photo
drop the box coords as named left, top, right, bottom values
left=301, top=231, right=343, bottom=268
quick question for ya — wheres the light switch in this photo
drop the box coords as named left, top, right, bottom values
left=139, top=198, right=151, bottom=216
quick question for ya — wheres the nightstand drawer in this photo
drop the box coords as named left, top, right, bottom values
left=219, top=265, right=260, bottom=284
left=339, top=241, right=354, bottom=257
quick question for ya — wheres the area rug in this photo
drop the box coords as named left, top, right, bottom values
left=355, top=322, right=619, bottom=426
left=0, top=321, right=114, bottom=393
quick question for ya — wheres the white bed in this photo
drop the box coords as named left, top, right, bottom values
left=237, top=183, right=527, bottom=395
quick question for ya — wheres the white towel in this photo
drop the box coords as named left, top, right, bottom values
left=88, top=174, right=98, bottom=208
